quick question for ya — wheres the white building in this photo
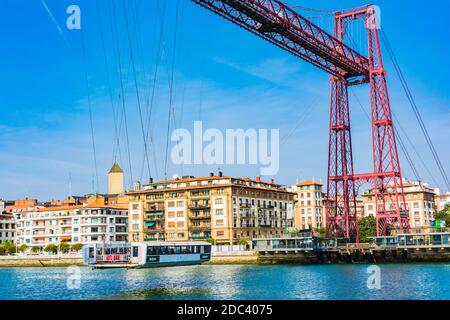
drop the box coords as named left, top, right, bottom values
left=0, top=214, right=16, bottom=244
left=362, top=181, right=437, bottom=228
left=14, top=204, right=128, bottom=247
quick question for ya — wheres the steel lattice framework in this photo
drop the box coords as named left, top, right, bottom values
left=190, top=0, right=410, bottom=239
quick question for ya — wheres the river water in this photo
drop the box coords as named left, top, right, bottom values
left=0, top=264, right=449, bottom=300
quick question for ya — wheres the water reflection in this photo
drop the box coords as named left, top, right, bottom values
left=0, top=264, right=449, bottom=300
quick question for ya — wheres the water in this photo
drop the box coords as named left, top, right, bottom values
left=0, top=264, right=449, bottom=300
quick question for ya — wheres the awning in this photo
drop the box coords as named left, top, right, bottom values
left=145, top=221, right=156, bottom=227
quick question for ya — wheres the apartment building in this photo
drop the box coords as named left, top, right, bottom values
left=290, top=180, right=326, bottom=230
left=436, top=193, right=450, bottom=212
left=127, top=174, right=295, bottom=244
left=362, top=181, right=437, bottom=228
left=0, top=201, right=15, bottom=244
left=14, top=205, right=128, bottom=247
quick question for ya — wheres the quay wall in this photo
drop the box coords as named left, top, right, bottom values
left=2, top=248, right=450, bottom=268
left=257, top=247, right=450, bottom=264
left=210, top=252, right=258, bottom=264
left=0, top=256, right=83, bottom=267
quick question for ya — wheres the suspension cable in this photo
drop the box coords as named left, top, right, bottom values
left=164, top=0, right=181, bottom=179
left=122, top=0, right=152, bottom=181
left=350, top=88, right=421, bottom=182
left=80, top=26, right=100, bottom=193
left=95, top=0, right=120, bottom=166
left=112, top=0, right=134, bottom=187
left=381, top=28, right=450, bottom=191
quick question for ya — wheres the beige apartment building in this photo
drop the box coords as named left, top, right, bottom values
left=14, top=204, right=128, bottom=247
left=127, top=174, right=295, bottom=244
left=290, top=180, right=326, bottom=231
left=362, top=181, right=437, bottom=228
left=436, top=193, right=450, bottom=212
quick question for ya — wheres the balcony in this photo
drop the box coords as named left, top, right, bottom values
left=259, top=222, right=272, bottom=228
left=146, top=212, right=165, bottom=220
left=189, top=225, right=211, bottom=231
left=146, top=206, right=164, bottom=213
left=239, top=203, right=251, bottom=208
left=145, top=236, right=165, bottom=241
left=144, top=228, right=165, bottom=234
left=189, top=204, right=210, bottom=210
left=189, top=214, right=211, bottom=220
left=189, top=234, right=211, bottom=240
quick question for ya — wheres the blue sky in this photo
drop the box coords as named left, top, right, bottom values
left=0, top=0, right=449, bottom=200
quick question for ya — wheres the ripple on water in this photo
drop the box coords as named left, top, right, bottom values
left=0, top=264, right=449, bottom=300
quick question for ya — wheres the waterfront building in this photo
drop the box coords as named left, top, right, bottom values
left=436, top=193, right=450, bottom=212
left=0, top=201, right=15, bottom=244
left=362, top=180, right=437, bottom=228
left=5, top=198, right=39, bottom=215
left=127, top=173, right=295, bottom=244
left=14, top=204, right=128, bottom=247
left=289, top=180, right=326, bottom=231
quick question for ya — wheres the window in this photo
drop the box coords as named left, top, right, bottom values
left=216, top=219, right=224, bottom=226
left=132, top=204, right=139, bottom=210
left=177, top=211, right=184, bottom=218
left=177, top=221, right=184, bottom=228
left=216, top=231, right=225, bottom=237
left=177, top=201, right=184, bottom=207
left=168, top=212, right=175, bottom=218
left=168, top=222, right=175, bottom=228
left=215, top=198, right=224, bottom=205
left=216, top=209, right=224, bottom=215
left=168, top=201, right=175, bottom=208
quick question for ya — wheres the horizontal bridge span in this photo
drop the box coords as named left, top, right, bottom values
left=192, top=0, right=370, bottom=82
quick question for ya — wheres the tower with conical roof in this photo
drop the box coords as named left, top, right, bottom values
left=108, top=162, right=124, bottom=195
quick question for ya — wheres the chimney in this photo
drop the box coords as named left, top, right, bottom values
left=149, top=177, right=154, bottom=184
left=210, top=172, right=214, bottom=177
left=271, top=179, right=275, bottom=184
left=134, top=181, right=141, bottom=191
left=255, top=176, right=261, bottom=182
left=219, top=171, right=223, bottom=177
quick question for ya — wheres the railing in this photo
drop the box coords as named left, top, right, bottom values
left=189, top=205, right=211, bottom=210
left=189, top=225, right=211, bottom=230
left=96, top=254, right=130, bottom=263
left=189, top=214, right=211, bottom=219
left=340, top=243, right=375, bottom=250
left=190, top=235, right=210, bottom=240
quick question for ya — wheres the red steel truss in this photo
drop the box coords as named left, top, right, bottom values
left=190, top=0, right=410, bottom=239
left=191, top=0, right=370, bottom=84
left=328, top=7, right=410, bottom=238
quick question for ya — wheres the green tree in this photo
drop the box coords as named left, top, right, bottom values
left=434, top=204, right=450, bottom=227
left=0, top=245, right=5, bottom=255
left=317, top=227, right=326, bottom=238
left=358, top=216, right=377, bottom=243
left=58, top=242, right=71, bottom=253
left=2, top=241, right=16, bottom=255
left=31, top=246, right=42, bottom=253
left=44, top=244, right=58, bottom=254
left=17, top=244, right=28, bottom=253
left=238, top=239, right=248, bottom=246
left=206, top=238, right=216, bottom=245
left=70, top=243, right=83, bottom=252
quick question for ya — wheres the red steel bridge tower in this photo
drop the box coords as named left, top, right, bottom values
left=190, top=0, right=411, bottom=240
